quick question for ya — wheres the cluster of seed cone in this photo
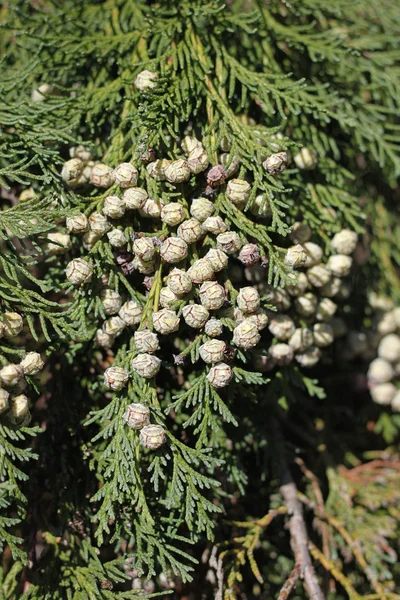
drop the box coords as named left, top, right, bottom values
left=337, top=294, right=400, bottom=409
left=59, top=132, right=361, bottom=448
left=0, top=311, right=44, bottom=427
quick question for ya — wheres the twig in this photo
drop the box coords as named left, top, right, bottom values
left=308, top=541, right=360, bottom=600
left=277, top=563, right=302, bottom=600
left=296, top=457, right=334, bottom=595
left=274, top=420, right=326, bottom=600
left=298, top=492, right=390, bottom=598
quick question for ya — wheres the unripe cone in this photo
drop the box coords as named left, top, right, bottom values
left=133, top=238, right=156, bottom=262
left=392, top=391, right=400, bottom=412
left=263, top=152, right=288, bottom=174
left=159, top=287, right=178, bottom=308
left=147, top=159, right=171, bottom=181
left=102, top=195, right=126, bottom=219
left=220, top=153, right=240, bottom=178
left=285, top=272, right=308, bottom=297
left=134, top=330, right=160, bottom=354
left=269, top=344, right=294, bottom=366
left=369, top=293, right=394, bottom=312
left=20, top=352, right=44, bottom=376
left=233, top=320, right=260, bottom=349
left=32, top=83, right=52, bottom=102
left=19, top=188, right=36, bottom=202
left=247, top=310, right=269, bottom=331
left=237, top=287, right=260, bottom=314
left=132, top=354, right=161, bottom=378
left=135, top=70, right=158, bottom=91
left=123, top=187, right=148, bottom=210
left=8, top=394, right=30, bottom=425
left=181, top=136, right=202, bottom=154
left=375, top=311, right=397, bottom=336
left=293, top=147, right=318, bottom=170
left=207, top=363, right=233, bottom=388
left=66, top=213, right=88, bottom=233
left=104, top=366, right=129, bottom=390
left=290, top=222, right=312, bottom=245
left=370, top=383, right=396, bottom=405
left=187, top=146, right=209, bottom=174
left=284, top=244, right=307, bottom=268
left=2, top=312, right=23, bottom=338
left=378, top=334, right=400, bottom=363
left=238, top=244, right=260, bottom=266
left=124, top=403, right=150, bottom=429
left=199, top=340, right=226, bottom=364
left=141, top=198, right=163, bottom=219
left=307, top=264, right=331, bottom=288
left=89, top=212, right=111, bottom=236
left=368, top=358, right=394, bottom=384
left=295, top=345, right=321, bottom=367
left=302, top=242, right=323, bottom=267
left=216, top=231, right=243, bottom=254
left=313, top=323, right=334, bottom=347
left=226, top=179, right=251, bottom=208
left=153, top=309, right=180, bottom=334
left=96, top=328, right=114, bottom=348
left=207, top=165, right=226, bottom=187
left=161, top=203, right=184, bottom=226
left=182, top=305, right=209, bottom=329
left=140, top=424, right=165, bottom=449
left=0, top=364, right=24, bottom=387
left=331, top=229, right=357, bottom=255
left=103, top=316, right=126, bottom=337
left=190, top=198, right=214, bottom=222
left=316, top=298, right=337, bottom=321
left=90, top=163, right=115, bottom=188
left=61, top=158, right=84, bottom=187
left=82, top=231, right=101, bottom=250
left=289, top=328, right=314, bottom=352
left=132, top=255, right=158, bottom=275
left=167, top=269, right=192, bottom=296
left=250, top=194, right=271, bottom=218
left=202, top=216, right=227, bottom=235
left=204, top=318, right=223, bottom=337
left=187, top=259, right=215, bottom=283
left=263, top=285, right=291, bottom=311
left=114, top=163, right=138, bottom=188
left=165, top=159, right=191, bottom=184
left=66, top=258, right=93, bottom=285
left=204, top=249, right=228, bottom=272
left=320, top=277, right=341, bottom=298
left=160, top=237, right=188, bottom=263
left=177, top=218, right=203, bottom=244
left=269, top=314, right=296, bottom=341
left=69, top=145, right=92, bottom=162
left=295, top=293, right=318, bottom=318
left=47, top=233, right=71, bottom=255
left=119, top=301, right=142, bottom=326
left=199, top=281, right=226, bottom=310
left=0, top=388, right=10, bottom=414
left=327, top=254, right=352, bottom=277
left=100, top=289, right=122, bottom=315
left=107, top=228, right=127, bottom=247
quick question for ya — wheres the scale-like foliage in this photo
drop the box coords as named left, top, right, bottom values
left=0, top=0, right=399, bottom=597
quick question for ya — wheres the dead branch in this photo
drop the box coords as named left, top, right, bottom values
left=277, top=563, right=302, bottom=600
left=274, top=421, right=326, bottom=600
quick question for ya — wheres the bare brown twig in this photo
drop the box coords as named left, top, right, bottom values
left=296, top=457, right=334, bottom=595
left=274, top=420, right=326, bottom=600
left=277, top=563, right=302, bottom=600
